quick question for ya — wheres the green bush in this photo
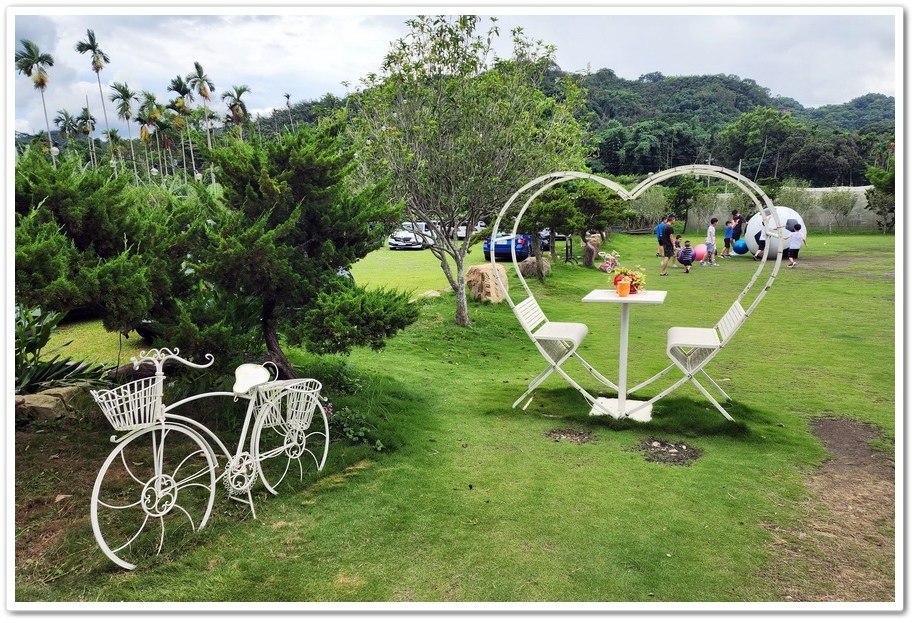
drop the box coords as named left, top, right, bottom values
left=14, top=304, right=107, bottom=394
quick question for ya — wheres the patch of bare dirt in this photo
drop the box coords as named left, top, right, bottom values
left=545, top=427, right=594, bottom=444
left=759, top=417, right=896, bottom=602
left=635, top=438, right=704, bottom=466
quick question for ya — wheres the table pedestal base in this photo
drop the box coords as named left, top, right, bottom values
left=589, top=397, right=653, bottom=422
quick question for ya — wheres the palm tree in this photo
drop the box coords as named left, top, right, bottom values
left=15, top=39, right=57, bottom=167
left=76, top=106, right=97, bottom=166
left=53, top=109, right=79, bottom=148
left=109, top=81, right=139, bottom=179
left=221, top=84, right=251, bottom=137
left=186, top=61, right=216, bottom=183
left=284, top=92, right=295, bottom=130
left=74, top=30, right=112, bottom=146
left=138, top=91, right=164, bottom=178
left=167, top=75, right=196, bottom=179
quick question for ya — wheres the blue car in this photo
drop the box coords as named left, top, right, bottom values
left=483, top=233, right=540, bottom=261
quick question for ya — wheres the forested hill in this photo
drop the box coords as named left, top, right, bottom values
left=573, top=67, right=894, bottom=134
left=272, top=67, right=894, bottom=185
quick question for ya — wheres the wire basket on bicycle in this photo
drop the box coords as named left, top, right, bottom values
left=254, top=378, right=322, bottom=429
left=90, top=376, right=164, bottom=431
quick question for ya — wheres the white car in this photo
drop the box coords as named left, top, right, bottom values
left=539, top=228, right=567, bottom=241
left=456, top=221, right=487, bottom=240
left=388, top=229, right=426, bottom=250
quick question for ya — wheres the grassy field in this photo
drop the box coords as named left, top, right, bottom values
left=20, top=230, right=897, bottom=608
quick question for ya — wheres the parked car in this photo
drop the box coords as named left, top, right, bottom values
left=539, top=228, right=567, bottom=241
left=483, top=233, right=536, bottom=261
left=388, top=228, right=426, bottom=250
left=455, top=220, right=487, bottom=240
left=401, top=221, right=437, bottom=243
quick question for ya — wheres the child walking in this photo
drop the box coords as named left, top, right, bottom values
left=786, top=223, right=807, bottom=267
left=701, top=218, right=719, bottom=266
left=677, top=240, right=696, bottom=273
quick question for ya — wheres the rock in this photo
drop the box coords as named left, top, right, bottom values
left=106, top=360, right=158, bottom=382
left=16, top=391, right=70, bottom=421
left=518, top=256, right=551, bottom=278
left=410, top=290, right=444, bottom=303
left=582, top=235, right=602, bottom=267
left=465, top=264, right=508, bottom=303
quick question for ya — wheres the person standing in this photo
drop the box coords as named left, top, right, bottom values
left=659, top=215, right=676, bottom=276
left=677, top=240, right=696, bottom=273
left=701, top=218, right=719, bottom=266
left=722, top=219, right=734, bottom=257
left=655, top=217, right=667, bottom=257
left=731, top=209, right=746, bottom=240
left=785, top=223, right=807, bottom=267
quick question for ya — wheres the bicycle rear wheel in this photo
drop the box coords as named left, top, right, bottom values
left=252, top=383, right=329, bottom=495
left=90, top=422, right=217, bottom=570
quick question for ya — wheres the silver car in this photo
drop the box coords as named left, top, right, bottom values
left=388, top=228, right=426, bottom=250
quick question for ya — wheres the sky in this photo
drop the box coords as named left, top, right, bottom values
left=8, top=3, right=901, bottom=140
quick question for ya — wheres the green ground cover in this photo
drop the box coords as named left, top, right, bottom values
left=22, top=230, right=896, bottom=605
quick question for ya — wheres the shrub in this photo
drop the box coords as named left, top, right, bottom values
left=14, top=304, right=107, bottom=394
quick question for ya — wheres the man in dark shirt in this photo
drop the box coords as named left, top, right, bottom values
left=660, top=215, right=676, bottom=275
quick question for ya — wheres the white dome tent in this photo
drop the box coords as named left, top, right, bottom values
left=491, top=164, right=784, bottom=421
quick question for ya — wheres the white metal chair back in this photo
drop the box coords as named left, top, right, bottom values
left=492, top=164, right=781, bottom=420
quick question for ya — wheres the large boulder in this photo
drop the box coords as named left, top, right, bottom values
left=15, top=386, right=83, bottom=421
left=466, top=264, right=509, bottom=303
left=582, top=235, right=602, bottom=267
left=518, top=256, right=551, bottom=278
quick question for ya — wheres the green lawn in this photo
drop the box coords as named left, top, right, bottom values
left=23, top=230, right=897, bottom=606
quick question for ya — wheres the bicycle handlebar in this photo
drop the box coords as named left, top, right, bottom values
left=131, top=347, right=215, bottom=376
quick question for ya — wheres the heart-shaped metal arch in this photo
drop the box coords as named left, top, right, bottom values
left=490, top=164, right=786, bottom=415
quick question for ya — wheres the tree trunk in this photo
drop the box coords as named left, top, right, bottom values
left=454, top=274, right=471, bottom=326
left=261, top=299, right=296, bottom=379
left=452, top=252, right=471, bottom=326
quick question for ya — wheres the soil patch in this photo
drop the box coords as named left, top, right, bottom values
left=760, top=417, right=896, bottom=602
left=634, top=438, right=704, bottom=466
left=544, top=427, right=594, bottom=444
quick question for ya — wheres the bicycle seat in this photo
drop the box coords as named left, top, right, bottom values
left=233, top=363, right=272, bottom=395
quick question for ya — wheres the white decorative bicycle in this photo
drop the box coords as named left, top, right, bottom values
left=89, top=347, right=329, bottom=570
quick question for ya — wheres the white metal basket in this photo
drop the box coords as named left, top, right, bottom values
left=255, top=378, right=322, bottom=429
left=90, top=376, right=164, bottom=431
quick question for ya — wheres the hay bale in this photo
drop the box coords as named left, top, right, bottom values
left=466, top=264, right=508, bottom=303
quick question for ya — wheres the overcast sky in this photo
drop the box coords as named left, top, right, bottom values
left=9, top=4, right=900, bottom=139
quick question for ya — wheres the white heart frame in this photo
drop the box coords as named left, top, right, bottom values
left=491, top=164, right=786, bottom=416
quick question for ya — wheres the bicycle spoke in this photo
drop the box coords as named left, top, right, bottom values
left=91, top=424, right=216, bottom=570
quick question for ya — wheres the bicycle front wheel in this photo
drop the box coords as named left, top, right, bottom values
left=90, top=422, right=217, bottom=570
left=252, top=388, right=329, bottom=496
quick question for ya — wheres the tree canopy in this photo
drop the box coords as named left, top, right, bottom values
left=349, top=15, right=589, bottom=325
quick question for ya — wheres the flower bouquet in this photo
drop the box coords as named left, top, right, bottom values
left=610, top=265, right=646, bottom=294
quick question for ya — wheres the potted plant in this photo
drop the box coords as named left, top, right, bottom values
left=611, top=265, right=646, bottom=294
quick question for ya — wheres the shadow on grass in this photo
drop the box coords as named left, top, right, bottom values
left=498, top=386, right=804, bottom=444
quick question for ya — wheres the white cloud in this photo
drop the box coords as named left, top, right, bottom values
left=11, top=7, right=899, bottom=138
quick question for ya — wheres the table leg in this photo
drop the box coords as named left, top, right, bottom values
left=618, top=302, right=630, bottom=415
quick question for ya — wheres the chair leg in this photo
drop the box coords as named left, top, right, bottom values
left=628, top=363, right=677, bottom=394
left=689, top=376, right=735, bottom=421
left=512, top=364, right=556, bottom=409
left=513, top=356, right=606, bottom=413
left=698, top=369, right=731, bottom=400
left=572, top=352, right=618, bottom=391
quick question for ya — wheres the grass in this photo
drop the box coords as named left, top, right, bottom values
left=18, top=230, right=896, bottom=606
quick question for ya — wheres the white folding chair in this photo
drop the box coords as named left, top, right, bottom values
left=628, top=300, right=748, bottom=421
left=511, top=296, right=617, bottom=410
